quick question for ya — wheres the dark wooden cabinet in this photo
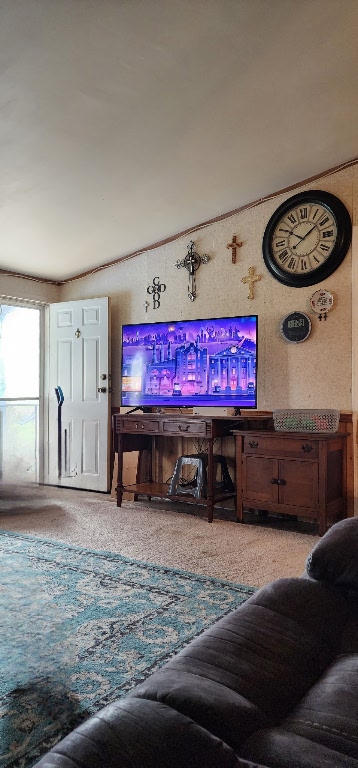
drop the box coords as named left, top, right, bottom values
left=233, top=430, right=348, bottom=535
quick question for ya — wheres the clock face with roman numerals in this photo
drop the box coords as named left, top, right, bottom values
left=262, top=190, right=352, bottom=287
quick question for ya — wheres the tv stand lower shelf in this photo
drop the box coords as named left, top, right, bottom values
left=120, top=482, right=236, bottom=521
left=113, top=413, right=272, bottom=522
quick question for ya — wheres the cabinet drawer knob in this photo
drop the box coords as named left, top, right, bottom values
left=277, top=478, right=286, bottom=486
left=178, top=424, right=190, bottom=432
left=271, top=477, right=278, bottom=484
left=301, top=443, right=313, bottom=453
left=249, top=440, right=259, bottom=448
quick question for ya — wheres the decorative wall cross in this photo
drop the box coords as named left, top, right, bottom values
left=147, top=276, right=166, bottom=309
left=241, top=266, right=261, bottom=299
left=227, top=234, right=243, bottom=264
left=175, top=241, right=210, bottom=301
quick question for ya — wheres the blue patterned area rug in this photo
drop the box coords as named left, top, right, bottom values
left=0, top=530, right=256, bottom=768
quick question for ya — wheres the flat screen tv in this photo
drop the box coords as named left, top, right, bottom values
left=120, top=315, right=258, bottom=410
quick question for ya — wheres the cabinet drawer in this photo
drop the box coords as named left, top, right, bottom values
left=120, top=418, right=160, bottom=433
left=162, top=419, right=207, bottom=436
left=243, top=435, right=318, bottom=459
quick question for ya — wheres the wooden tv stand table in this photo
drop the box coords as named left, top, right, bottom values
left=233, top=428, right=349, bottom=535
left=113, top=413, right=272, bottom=522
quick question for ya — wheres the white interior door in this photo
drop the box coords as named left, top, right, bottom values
left=46, top=297, right=111, bottom=491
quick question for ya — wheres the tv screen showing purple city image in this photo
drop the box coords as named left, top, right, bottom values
left=121, top=315, right=258, bottom=409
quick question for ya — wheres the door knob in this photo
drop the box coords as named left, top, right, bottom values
left=97, top=387, right=107, bottom=393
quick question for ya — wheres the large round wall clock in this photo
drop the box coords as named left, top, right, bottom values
left=262, top=190, right=352, bottom=287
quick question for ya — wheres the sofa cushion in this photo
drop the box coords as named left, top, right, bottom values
left=129, top=578, right=348, bottom=751
left=306, top=517, right=358, bottom=590
left=281, top=655, right=358, bottom=759
left=240, top=729, right=358, bottom=768
left=241, top=655, right=358, bottom=767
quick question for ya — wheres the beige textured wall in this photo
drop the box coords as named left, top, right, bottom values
left=60, top=166, right=356, bottom=412
left=2, top=164, right=358, bottom=512
left=0, top=275, right=60, bottom=304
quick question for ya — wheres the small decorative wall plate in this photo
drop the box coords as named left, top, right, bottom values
left=309, top=288, right=333, bottom=320
left=280, top=311, right=312, bottom=343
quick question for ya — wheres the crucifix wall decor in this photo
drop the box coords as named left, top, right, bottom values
left=242, top=266, right=261, bottom=299
left=175, top=241, right=210, bottom=300
left=227, top=234, right=243, bottom=264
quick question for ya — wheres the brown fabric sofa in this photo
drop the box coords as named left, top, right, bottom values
left=34, top=518, right=358, bottom=768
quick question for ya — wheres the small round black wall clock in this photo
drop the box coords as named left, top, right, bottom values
left=280, top=311, right=312, bottom=343
left=262, top=190, right=352, bottom=287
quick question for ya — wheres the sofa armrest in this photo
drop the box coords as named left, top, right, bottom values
left=305, top=517, right=358, bottom=590
left=32, top=697, right=264, bottom=768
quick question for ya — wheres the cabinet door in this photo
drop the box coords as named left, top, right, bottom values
left=278, top=459, right=318, bottom=509
left=243, top=456, right=278, bottom=503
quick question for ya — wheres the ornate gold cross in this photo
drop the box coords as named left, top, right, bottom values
left=227, top=234, right=243, bottom=264
left=241, top=266, right=261, bottom=299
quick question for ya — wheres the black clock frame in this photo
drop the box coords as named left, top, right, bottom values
left=262, top=190, right=352, bottom=288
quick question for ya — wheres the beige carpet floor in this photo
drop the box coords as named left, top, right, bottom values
left=0, top=483, right=320, bottom=587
